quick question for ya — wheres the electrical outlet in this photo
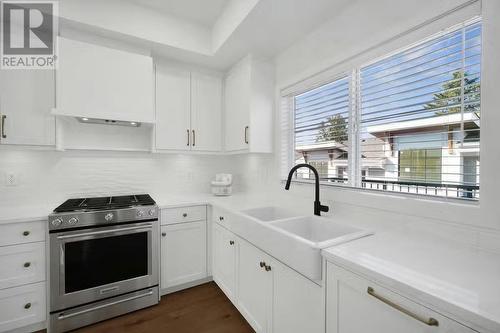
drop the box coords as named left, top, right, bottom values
left=5, top=172, right=19, bottom=186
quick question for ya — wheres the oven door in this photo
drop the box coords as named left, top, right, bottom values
left=50, top=221, right=159, bottom=312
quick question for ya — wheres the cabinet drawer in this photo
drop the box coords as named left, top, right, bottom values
left=0, top=242, right=46, bottom=290
left=161, top=206, right=206, bottom=225
left=0, top=282, right=46, bottom=332
left=0, top=221, right=45, bottom=247
left=327, top=263, right=476, bottom=333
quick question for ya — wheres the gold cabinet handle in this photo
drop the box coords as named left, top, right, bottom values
left=367, top=287, right=439, bottom=327
left=187, top=129, right=190, bottom=146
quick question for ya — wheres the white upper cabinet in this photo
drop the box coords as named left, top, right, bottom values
left=155, top=63, right=222, bottom=152
left=156, top=67, right=191, bottom=150
left=191, top=72, right=222, bottom=152
left=224, top=61, right=250, bottom=152
left=0, top=69, right=55, bottom=146
left=224, top=56, right=274, bottom=153
left=55, top=37, right=154, bottom=123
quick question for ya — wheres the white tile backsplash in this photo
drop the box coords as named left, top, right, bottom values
left=0, top=149, right=275, bottom=208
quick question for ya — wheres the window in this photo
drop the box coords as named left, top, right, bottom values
left=293, top=76, right=350, bottom=184
left=286, top=18, right=481, bottom=201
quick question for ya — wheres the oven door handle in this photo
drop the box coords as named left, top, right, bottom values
left=56, top=224, right=153, bottom=240
left=57, top=289, right=154, bottom=320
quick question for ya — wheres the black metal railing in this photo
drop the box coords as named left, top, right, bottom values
left=316, top=177, right=479, bottom=199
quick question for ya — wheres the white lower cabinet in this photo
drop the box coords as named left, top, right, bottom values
left=0, top=282, right=46, bottom=332
left=0, top=242, right=45, bottom=290
left=326, top=263, right=477, bottom=333
left=272, top=260, right=324, bottom=333
left=212, top=222, right=238, bottom=301
left=212, top=217, right=324, bottom=333
left=160, top=221, right=207, bottom=291
left=237, top=239, right=272, bottom=333
left=0, top=219, right=46, bottom=333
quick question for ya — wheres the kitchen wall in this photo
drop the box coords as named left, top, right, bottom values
left=0, top=149, right=275, bottom=209
left=272, top=0, right=500, bottom=241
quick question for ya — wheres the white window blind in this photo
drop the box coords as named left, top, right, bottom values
left=359, top=20, right=481, bottom=200
left=292, top=76, right=350, bottom=184
left=284, top=18, right=481, bottom=201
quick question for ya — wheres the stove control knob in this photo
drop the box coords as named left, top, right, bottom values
left=137, top=210, right=144, bottom=217
left=105, top=213, right=114, bottom=221
left=148, top=209, right=156, bottom=216
left=67, top=217, right=79, bottom=225
left=51, top=218, right=63, bottom=227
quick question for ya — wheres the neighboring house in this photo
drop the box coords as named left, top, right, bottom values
left=295, top=112, right=480, bottom=198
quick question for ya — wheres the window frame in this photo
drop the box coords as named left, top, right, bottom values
left=283, top=16, right=481, bottom=203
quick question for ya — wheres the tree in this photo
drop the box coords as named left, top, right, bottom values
left=424, top=71, right=480, bottom=115
left=315, top=114, right=348, bottom=143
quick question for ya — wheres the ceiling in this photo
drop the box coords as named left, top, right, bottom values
left=127, top=0, right=230, bottom=27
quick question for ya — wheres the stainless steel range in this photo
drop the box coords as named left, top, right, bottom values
left=48, top=194, right=159, bottom=333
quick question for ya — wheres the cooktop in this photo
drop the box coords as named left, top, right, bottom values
left=53, top=194, right=156, bottom=213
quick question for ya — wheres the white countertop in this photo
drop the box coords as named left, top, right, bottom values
left=0, top=204, right=54, bottom=224
left=322, top=229, right=500, bottom=333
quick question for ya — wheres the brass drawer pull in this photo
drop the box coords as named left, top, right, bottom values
left=367, top=287, right=439, bottom=327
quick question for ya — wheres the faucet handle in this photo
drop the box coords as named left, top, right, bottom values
left=320, top=204, right=329, bottom=213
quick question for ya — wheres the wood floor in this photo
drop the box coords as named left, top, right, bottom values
left=72, top=282, right=254, bottom=333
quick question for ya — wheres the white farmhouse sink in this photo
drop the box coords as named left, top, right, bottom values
left=240, top=206, right=300, bottom=222
left=269, top=216, right=372, bottom=249
left=220, top=206, right=373, bottom=282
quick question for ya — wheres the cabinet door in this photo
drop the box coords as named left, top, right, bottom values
left=191, top=72, right=222, bottom=152
left=155, top=66, right=191, bottom=150
left=160, top=221, right=207, bottom=290
left=327, top=263, right=477, bottom=333
left=0, top=69, right=55, bottom=145
left=224, top=63, right=250, bottom=152
left=212, top=223, right=237, bottom=301
left=272, top=260, right=324, bottom=333
left=237, top=239, right=271, bottom=333
left=0, top=282, right=46, bottom=332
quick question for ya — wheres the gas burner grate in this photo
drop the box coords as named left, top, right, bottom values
left=53, top=194, right=156, bottom=213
